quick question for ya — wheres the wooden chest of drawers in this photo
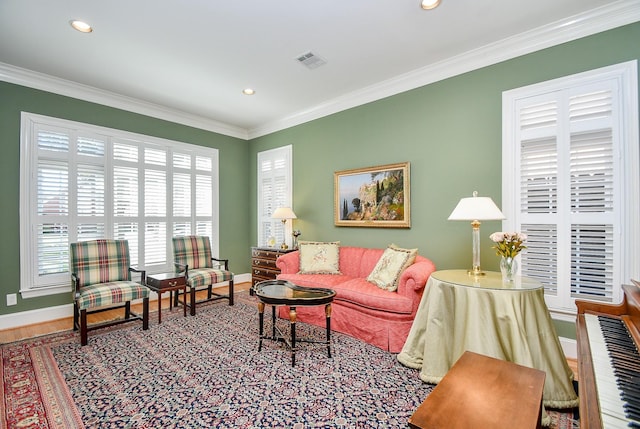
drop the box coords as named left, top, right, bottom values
left=251, top=247, right=295, bottom=287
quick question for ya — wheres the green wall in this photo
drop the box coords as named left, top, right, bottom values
left=1, top=21, right=639, bottom=336
left=248, top=22, right=640, bottom=339
left=0, top=83, right=250, bottom=315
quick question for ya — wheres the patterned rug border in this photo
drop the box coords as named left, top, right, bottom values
left=1, top=291, right=578, bottom=429
left=1, top=329, right=79, bottom=428
left=30, top=345, right=85, bottom=428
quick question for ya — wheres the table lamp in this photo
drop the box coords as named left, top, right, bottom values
left=448, top=191, right=505, bottom=276
left=272, top=207, right=297, bottom=249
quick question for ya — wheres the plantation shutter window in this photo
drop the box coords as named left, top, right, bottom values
left=143, top=148, right=167, bottom=268
left=37, top=158, right=69, bottom=281
left=195, top=155, right=214, bottom=239
left=20, top=113, right=220, bottom=298
left=517, top=85, right=618, bottom=306
left=257, top=146, right=292, bottom=248
left=113, top=141, right=141, bottom=266
left=503, top=61, right=639, bottom=315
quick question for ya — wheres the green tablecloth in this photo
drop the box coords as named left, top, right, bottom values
left=397, top=270, right=579, bottom=424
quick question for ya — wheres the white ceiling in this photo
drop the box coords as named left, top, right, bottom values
left=1, top=0, right=639, bottom=139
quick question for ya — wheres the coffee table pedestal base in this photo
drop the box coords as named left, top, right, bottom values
left=258, top=301, right=332, bottom=366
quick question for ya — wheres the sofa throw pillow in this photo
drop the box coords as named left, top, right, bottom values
left=298, top=241, right=341, bottom=274
left=367, top=244, right=418, bottom=292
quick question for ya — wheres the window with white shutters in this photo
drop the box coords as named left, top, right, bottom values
left=502, top=61, right=639, bottom=315
left=257, top=146, right=292, bottom=248
left=20, top=113, right=219, bottom=298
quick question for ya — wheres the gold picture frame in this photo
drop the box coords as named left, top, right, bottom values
left=334, top=162, right=410, bottom=228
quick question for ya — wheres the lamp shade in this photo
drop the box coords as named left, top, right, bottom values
left=448, top=192, right=505, bottom=221
left=272, top=207, right=297, bottom=220
left=420, top=0, right=441, bottom=10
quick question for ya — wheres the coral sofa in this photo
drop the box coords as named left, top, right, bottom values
left=275, top=245, right=436, bottom=353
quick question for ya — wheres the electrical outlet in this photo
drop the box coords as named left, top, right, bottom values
left=6, top=294, right=17, bottom=306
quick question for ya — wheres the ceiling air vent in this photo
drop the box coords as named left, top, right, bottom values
left=296, top=51, right=326, bottom=70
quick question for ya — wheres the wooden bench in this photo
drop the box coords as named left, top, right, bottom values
left=408, top=351, right=545, bottom=429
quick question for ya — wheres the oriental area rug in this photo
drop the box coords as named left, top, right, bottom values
left=1, top=293, right=579, bottom=428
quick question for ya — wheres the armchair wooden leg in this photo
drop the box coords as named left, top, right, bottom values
left=142, top=297, right=149, bottom=330
left=125, top=301, right=131, bottom=319
left=207, top=285, right=213, bottom=300
left=73, top=302, right=79, bottom=331
left=80, top=309, right=88, bottom=346
left=228, top=279, right=234, bottom=306
left=190, top=287, right=196, bottom=316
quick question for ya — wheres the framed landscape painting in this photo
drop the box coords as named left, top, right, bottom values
left=334, top=162, right=410, bottom=228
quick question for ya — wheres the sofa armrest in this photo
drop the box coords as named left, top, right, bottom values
left=396, top=258, right=436, bottom=298
left=275, top=250, right=300, bottom=274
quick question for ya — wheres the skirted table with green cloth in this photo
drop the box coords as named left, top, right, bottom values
left=397, top=270, right=579, bottom=426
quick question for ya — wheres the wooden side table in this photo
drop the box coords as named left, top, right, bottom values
left=146, top=272, right=187, bottom=323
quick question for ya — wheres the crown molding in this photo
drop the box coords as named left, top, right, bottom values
left=1, top=1, right=638, bottom=141
left=248, top=0, right=640, bottom=139
left=0, top=63, right=249, bottom=140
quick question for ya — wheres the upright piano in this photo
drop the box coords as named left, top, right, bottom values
left=576, top=283, right=640, bottom=428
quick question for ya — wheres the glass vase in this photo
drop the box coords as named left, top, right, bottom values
left=500, top=256, right=518, bottom=282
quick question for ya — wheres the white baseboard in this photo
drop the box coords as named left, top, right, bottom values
left=233, top=273, right=251, bottom=284
left=559, top=337, right=577, bottom=360
left=0, top=273, right=252, bottom=332
left=0, top=303, right=74, bottom=331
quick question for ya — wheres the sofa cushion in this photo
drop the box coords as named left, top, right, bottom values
left=278, top=273, right=353, bottom=289
left=277, top=274, right=413, bottom=314
left=390, top=244, right=418, bottom=285
left=367, top=244, right=417, bottom=291
left=335, top=278, right=414, bottom=314
left=298, top=241, right=341, bottom=274
left=337, top=247, right=370, bottom=277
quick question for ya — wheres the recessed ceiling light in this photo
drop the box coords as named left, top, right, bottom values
left=242, top=88, right=255, bottom=96
left=70, top=20, right=93, bottom=33
left=420, top=0, right=441, bottom=10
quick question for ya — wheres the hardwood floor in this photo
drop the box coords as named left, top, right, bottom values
left=0, top=280, right=578, bottom=382
left=0, top=282, right=251, bottom=344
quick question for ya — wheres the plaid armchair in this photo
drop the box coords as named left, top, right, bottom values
left=70, top=239, right=149, bottom=345
left=172, top=235, right=234, bottom=315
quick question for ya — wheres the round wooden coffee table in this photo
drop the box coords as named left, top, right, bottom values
left=254, top=280, right=336, bottom=366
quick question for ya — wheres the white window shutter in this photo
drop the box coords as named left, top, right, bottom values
left=503, top=61, right=638, bottom=314
left=520, top=136, right=558, bottom=214
left=195, top=174, right=212, bottom=217
left=20, top=113, right=220, bottom=297
left=517, top=86, right=618, bottom=307
left=192, top=154, right=214, bottom=246
left=173, top=173, right=191, bottom=217
left=114, top=222, right=139, bottom=266
left=257, top=146, right=292, bottom=247
left=570, top=224, right=614, bottom=300
left=113, top=159, right=140, bottom=266
left=145, top=221, right=167, bottom=266
left=36, top=141, right=70, bottom=283
left=113, top=166, right=139, bottom=217
left=520, top=224, right=558, bottom=296
left=77, top=164, right=105, bottom=217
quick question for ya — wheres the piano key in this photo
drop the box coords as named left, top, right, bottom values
left=598, top=315, right=640, bottom=427
left=585, top=314, right=633, bottom=428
